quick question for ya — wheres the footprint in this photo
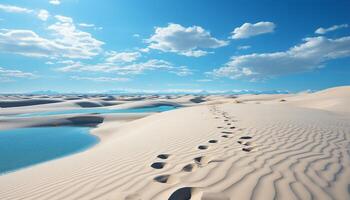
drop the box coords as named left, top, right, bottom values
left=182, top=164, right=195, bottom=172
left=239, top=136, right=252, bottom=139
left=168, top=187, right=192, bottom=200
left=243, top=141, right=252, bottom=146
left=157, top=154, right=170, bottom=159
left=217, top=126, right=223, bottom=129
left=198, top=145, right=208, bottom=150
left=229, top=126, right=236, bottom=129
left=151, top=162, right=166, bottom=169
left=221, top=135, right=228, bottom=138
left=194, top=156, right=205, bottom=164
left=242, top=147, right=254, bottom=152
left=154, top=175, right=170, bottom=183
left=221, top=131, right=233, bottom=134
left=208, top=140, right=218, bottom=143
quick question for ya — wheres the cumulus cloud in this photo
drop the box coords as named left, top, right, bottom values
left=237, top=45, right=251, bottom=50
left=57, top=59, right=193, bottom=77
left=170, top=66, right=193, bottom=76
left=71, top=76, right=130, bottom=82
left=78, top=23, right=95, bottom=28
left=0, top=66, right=36, bottom=82
left=0, top=4, right=32, bottom=13
left=231, top=21, right=275, bottom=39
left=105, top=51, right=141, bottom=63
left=37, top=9, right=49, bottom=21
left=210, top=36, right=350, bottom=80
left=49, top=0, right=60, bottom=5
left=0, top=15, right=104, bottom=59
left=146, top=23, right=228, bottom=57
left=315, top=24, right=348, bottom=34
left=0, top=4, right=50, bottom=21
left=57, top=59, right=174, bottom=75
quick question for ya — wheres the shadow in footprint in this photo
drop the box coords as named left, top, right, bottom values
left=239, top=136, right=252, bottom=139
left=182, top=164, right=195, bottom=172
left=208, top=140, right=218, bottom=143
left=151, top=162, right=166, bottom=169
left=157, top=154, right=170, bottom=159
left=243, top=141, right=252, bottom=146
left=221, top=131, right=233, bottom=134
left=229, top=126, right=236, bottom=129
left=198, top=145, right=208, bottom=150
left=238, top=141, right=252, bottom=146
left=194, top=156, right=204, bottom=164
left=168, top=187, right=192, bottom=200
left=242, top=147, right=254, bottom=152
left=154, top=175, right=170, bottom=183
left=222, top=135, right=228, bottom=138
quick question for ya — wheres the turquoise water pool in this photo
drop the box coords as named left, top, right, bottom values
left=16, top=105, right=177, bottom=117
left=0, top=127, right=98, bottom=174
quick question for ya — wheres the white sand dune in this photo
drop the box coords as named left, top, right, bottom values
left=283, top=86, right=350, bottom=113
left=0, top=86, right=350, bottom=199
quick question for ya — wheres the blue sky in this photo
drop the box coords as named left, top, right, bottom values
left=0, top=0, right=349, bottom=93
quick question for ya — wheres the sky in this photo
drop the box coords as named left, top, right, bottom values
left=0, top=0, right=349, bottom=93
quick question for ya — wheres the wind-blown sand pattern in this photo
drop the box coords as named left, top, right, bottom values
left=0, top=86, right=350, bottom=200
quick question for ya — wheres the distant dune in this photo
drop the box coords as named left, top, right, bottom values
left=0, top=99, right=62, bottom=108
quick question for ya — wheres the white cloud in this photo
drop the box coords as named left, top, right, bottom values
left=78, top=23, right=103, bottom=31
left=146, top=23, right=228, bottom=57
left=0, top=4, right=32, bottom=13
left=196, top=79, right=212, bottom=82
left=57, top=59, right=174, bottom=75
left=315, top=24, right=348, bottom=34
left=180, top=50, right=210, bottom=57
left=210, top=36, right=350, bottom=79
left=105, top=51, right=141, bottom=63
left=139, top=47, right=150, bottom=53
left=237, top=45, right=251, bottom=50
left=0, top=15, right=104, bottom=59
left=133, top=34, right=140, bottom=38
left=0, top=4, right=50, bottom=21
left=0, top=67, right=36, bottom=82
left=45, top=61, right=54, bottom=65
left=54, top=15, right=72, bottom=23
left=170, top=66, right=193, bottom=76
left=57, top=59, right=193, bottom=77
left=71, top=76, right=130, bottom=82
left=37, top=9, right=49, bottom=21
left=49, top=0, right=60, bottom=5
left=231, top=21, right=275, bottom=39
left=79, top=23, right=95, bottom=28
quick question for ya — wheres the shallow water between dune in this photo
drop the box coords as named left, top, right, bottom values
left=0, top=105, right=178, bottom=175
left=0, top=127, right=98, bottom=175
left=15, top=105, right=178, bottom=117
